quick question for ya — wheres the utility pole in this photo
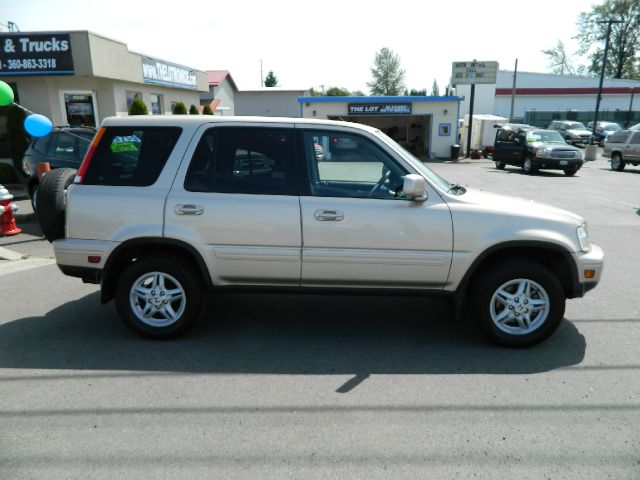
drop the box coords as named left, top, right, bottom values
left=592, top=19, right=622, bottom=139
left=509, top=59, right=518, bottom=123
left=260, top=59, right=263, bottom=87
left=628, top=87, right=635, bottom=128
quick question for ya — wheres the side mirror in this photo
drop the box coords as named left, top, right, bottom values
left=403, top=174, right=427, bottom=202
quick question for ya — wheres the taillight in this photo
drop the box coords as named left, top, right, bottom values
left=75, top=127, right=106, bottom=184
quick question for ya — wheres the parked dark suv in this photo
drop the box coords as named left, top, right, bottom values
left=493, top=126, right=584, bottom=175
left=22, top=126, right=96, bottom=208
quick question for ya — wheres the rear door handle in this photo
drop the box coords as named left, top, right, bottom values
left=175, top=204, right=204, bottom=215
left=314, top=209, right=344, bottom=221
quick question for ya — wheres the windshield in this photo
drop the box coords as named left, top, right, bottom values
left=526, top=130, right=566, bottom=144
left=567, top=122, right=586, bottom=130
left=603, top=123, right=621, bottom=132
left=373, top=129, right=451, bottom=192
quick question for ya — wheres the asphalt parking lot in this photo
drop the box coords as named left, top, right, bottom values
left=1, top=152, right=639, bottom=479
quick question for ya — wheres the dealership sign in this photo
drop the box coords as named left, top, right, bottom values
left=142, top=57, right=197, bottom=89
left=452, top=61, right=498, bottom=84
left=348, top=103, right=412, bottom=115
left=0, top=33, right=74, bottom=75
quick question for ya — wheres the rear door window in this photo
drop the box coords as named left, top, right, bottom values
left=184, top=127, right=294, bottom=195
left=607, top=131, right=630, bottom=144
left=83, top=127, right=181, bottom=186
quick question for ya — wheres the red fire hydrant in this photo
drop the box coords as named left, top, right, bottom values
left=0, top=184, right=21, bottom=236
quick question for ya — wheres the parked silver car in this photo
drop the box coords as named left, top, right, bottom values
left=38, top=116, right=603, bottom=347
left=602, top=129, right=640, bottom=171
left=547, top=120, right=593, bottom=146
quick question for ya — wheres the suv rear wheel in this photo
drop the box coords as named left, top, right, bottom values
left=472, top=260, right=565, bottom=347
left=115, top=256, right=205, bottom=339
left=610, top=153, right=625, bottom=171
left=563, top=168, right=578, bottom=176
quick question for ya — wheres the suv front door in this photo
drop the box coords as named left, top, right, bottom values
left=298, top=129, right=453, bottom=288
left=166, top=124, right=302, bottom=286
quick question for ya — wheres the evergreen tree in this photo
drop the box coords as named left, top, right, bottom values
left=367, top=47, right=406, bottom=96
left=189, top=104, right=199, bottom=115
left=264, top=70, right=278, bottom=87
left=202, top=104, right=214, bottom=115
left=173, top=102, right=187, bottom=114
left=129, top=98, right=149, bottom=115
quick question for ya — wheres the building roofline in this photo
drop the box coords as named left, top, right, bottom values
left=298, top=95, right=462, bottom=103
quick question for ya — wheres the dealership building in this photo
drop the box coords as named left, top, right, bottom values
left=298, top=96, right=462, bottom=158
left=0, top=30, right=208, bottom=128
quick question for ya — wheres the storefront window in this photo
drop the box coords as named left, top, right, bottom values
left=150, top=94, right=163, bottom=115
left=63, top=93, right=96, bottom=127
left=126, top=91, right=142, bottom=111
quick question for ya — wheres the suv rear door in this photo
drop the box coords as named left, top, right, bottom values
left=165, top=123, right=302, bottom=286
left=628, top=132, right=640, bottom=161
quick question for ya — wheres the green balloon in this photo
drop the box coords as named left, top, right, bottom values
left=0, top=80, right=15, bottom=106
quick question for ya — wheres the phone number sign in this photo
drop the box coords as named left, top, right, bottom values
left=452, top=61, right=498, bottom=85
left=0, top=33, right=75, bottom=76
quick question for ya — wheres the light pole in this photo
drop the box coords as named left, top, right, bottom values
left=628, top=87, right=635, bottom=128
left=591, top=19, right=622, bottom=140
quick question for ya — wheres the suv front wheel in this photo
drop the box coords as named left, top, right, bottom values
left=522, top=158, right=537, bottom=175
left=472, top=260, right=565, bottom=347
left=115, top=256, right=205, bottom=339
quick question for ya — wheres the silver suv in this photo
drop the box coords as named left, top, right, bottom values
left=602, top=129, right=640, bottom=171
left=43, top=116, right=604, bottom=347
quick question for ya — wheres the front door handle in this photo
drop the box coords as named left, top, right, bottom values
left=175, top=204, right=204, bottom=215
left=314, top=209, right=344, bottom=221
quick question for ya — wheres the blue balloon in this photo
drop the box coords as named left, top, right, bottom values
left=24, top=114, right=53, bottom=137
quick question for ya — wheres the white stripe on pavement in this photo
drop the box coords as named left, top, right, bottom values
left=0, top=257, right=56, bottom=276
left=0, top=246, right=26, bottom=261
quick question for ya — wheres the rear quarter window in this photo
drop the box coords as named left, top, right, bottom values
left=82, top=127, right=182, bottom=186
left=607, top=131, right=630, bottom=144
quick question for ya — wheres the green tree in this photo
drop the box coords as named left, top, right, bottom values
left=326, top=86, right=351, bottom=96
left=431, top=79, right=440, bottom=96
left=409, top=89, right=427, bottom=96
left=173, top=102, right=187, bottom=114
left=264, top=70, right=278, bottom=87
left=542, top=40, right=576, bottom=75
left=367, top=47, right=406, bottom=96
left=128, top=98, right=148, bottom=115
left=189, top=104, right=199, bottom=115
left=6, top=105, right=29, bottom=174
left=202, top=104, right=214, bottom=115
left=352, top=90, right=366, bottom=96
left=576, top=0, right=640, bottom=78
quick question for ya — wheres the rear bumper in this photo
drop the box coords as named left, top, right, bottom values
left=53, top=238, right=116, bottom=280
left=58, top=265, right=102, bottom=284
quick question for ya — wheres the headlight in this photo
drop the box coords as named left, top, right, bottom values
left=536, top=148, right=551, bottom=158
left=576, top=150, right=584, bottom=160
left=576, top=224, right=591, bottom=252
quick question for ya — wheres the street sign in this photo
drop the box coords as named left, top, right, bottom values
left=452, top=61, right=498, bottom=85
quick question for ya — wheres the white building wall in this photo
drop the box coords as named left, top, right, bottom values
left=300, top=100, right=459, bottom=159
left=213, top=79, right=236, bottom=116
left=235, top=90, right=309, bottom=117
left=457, top=70, right=640, bottom=118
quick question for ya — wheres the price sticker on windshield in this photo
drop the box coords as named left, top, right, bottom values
left=526, top=133, right=541, bottom=142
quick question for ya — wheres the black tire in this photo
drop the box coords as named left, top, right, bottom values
left=494, top=160, right=506, bottom=170
left=610, top=153, right=625, bottom=172
left=35, top=168, right=77, bottom=242
left=563, top=168, right=578, bottom=176
left=522, top=157, right=537, bottom=175
left=471, top=260, right=565, bottom=347
left=115, top=256, right=205, bottom=339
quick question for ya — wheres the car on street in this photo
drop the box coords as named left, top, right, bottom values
left=39, top=116, right=603, bottom=347
left=602, top=129, right=640, bottom=171
left=493, top=125, right=584, bottom=175
left=587, top=121, right=622, bottom=146
left=21, top=126, right=95, bottom=208
left=547, top=120, right=593, bottom=146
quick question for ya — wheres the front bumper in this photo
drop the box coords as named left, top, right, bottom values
left=570, top=243, right=604, bottom=298
left=533, top=157, right=583, bottom=169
